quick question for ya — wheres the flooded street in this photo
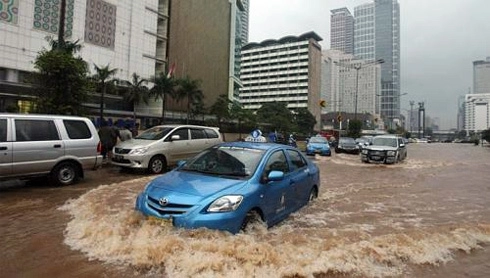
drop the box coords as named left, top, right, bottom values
left=1, top=143, right=490, bottom=277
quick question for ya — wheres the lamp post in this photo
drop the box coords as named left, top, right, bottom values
left=409, top=100, right=415, bottom=134
left=351, top=59, right=384, bottom=120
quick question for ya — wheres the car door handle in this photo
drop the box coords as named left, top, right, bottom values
left=0, top=146, right=7, bottom=150
left=53, top=144, right=62, bottom=148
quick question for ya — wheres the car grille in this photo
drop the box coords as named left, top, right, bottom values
left=114, top=147, right=131, bottom=154
left=369, top=150, right=385, bottom=156
left=147, top=195, right=194, bottom=215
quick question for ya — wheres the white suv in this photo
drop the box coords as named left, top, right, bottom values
left=111, top=125, right=223, bottom=174
left=0, top=113, right=103, bottom=185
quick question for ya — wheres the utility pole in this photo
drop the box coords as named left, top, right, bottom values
left=409, top=100, right=414, bottom=134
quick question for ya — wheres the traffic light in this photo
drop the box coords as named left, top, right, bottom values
left=337, top=114, right=342, bottom=122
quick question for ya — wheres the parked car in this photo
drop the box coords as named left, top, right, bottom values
left=0, top=113, right=103, bottom=185
left=360, top=135, right=407, bottom=164
left=135, top=141, right=320, bottom=234
left=306, top=135, right=331, bottom=156
left=335, top=137, right=360, bottom=154
left=355, top=136, right=373, bottom=150
left=111, top=125, right=222, bottom=174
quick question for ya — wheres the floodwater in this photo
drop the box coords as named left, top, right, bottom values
left=1, top=143, right=490, bottom=277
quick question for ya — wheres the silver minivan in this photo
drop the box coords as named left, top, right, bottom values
left=111, top=124, right=223, bottom=174
left=0, top=113, right=103, bottom=185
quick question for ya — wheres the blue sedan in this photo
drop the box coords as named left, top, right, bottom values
left=306, top=136, right=331, bottom=156
left=135, top=141, right=320, bottom=234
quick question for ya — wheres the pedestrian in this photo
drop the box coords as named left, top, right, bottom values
left=98, top=120, right=118, bottom=161
left=119, top=124, right=132, bottom=141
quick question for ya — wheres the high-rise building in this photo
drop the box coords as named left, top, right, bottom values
left=238, top=0, right=250, bottom=44
left=330, top=8, right=354, bottom=54
left=464, top=94, right=490, bottom=132
left=240, top=32, right=323, bottom=129
left=354, top=0, right=400, bottom=127
left=473, top=57, right=490, bottom=94
left=321, top=50, right=381, bottom=120
left=167, top=0, right=245, bottom=110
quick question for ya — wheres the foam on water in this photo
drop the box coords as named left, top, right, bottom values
left=59, top=177, right=490, bottom=278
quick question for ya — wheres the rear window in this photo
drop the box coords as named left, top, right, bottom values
left=190, top=128, right=207, bottom=139
left=204, top=128, right=219, bottom=138
left=15, top=119, right=59, bottom=141
left=0, top=119, right=6, bottom=142
left=64, top=120, right=92, bottom=139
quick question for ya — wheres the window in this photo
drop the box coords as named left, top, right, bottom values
left=204, top=128, right=219, bottom=138
left=287, top=149, right=307, bottom=171
left=264, top=150, right=289, bottom=176
left=190, top=128, right=206, bottom=139
left=0, top=119, right=6, bottom=142
left=64, top=120, right=91, bottom=139
left=168, top=128, right=189, bottom=141
left=15, top=119, right=59, bottom=141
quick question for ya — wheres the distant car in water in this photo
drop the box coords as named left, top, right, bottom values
left=306, top=135, right=331, bottom=156
left=335, top=137, right=360, bottom=154
left=355, top=136, right=373, bottom=150
left=135, top=141, right=320, bottom=234
left=361, top=135, right=407, bottom=164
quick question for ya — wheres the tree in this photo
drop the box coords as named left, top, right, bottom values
left=32, top=38, right=90, bottom=115
left=230, top=101, right=250, bottom=138
left=149, top=72, right=176, bottom=124
left=92, top=64, right=118, bottom=122
left=209, top=94, right=231, bottom=140
left=347, top=119, right=362, bottom=138
left=481, top=129, right=490, bottom=142
left=175, top=77, right=204, bottom=124
left=122, top=73, right=149, bottom=129
left=293, top=108, right=317, bottom=134
left=256, top=101, right=293, bottom=133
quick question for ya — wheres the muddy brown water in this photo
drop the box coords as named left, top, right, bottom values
left=1, top=143, right=489, bottom=277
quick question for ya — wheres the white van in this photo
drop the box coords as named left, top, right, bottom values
left=0, top=113, right=103, bottom=185
left=111, top=124, right=223, bottom=174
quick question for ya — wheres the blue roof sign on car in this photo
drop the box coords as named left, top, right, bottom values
left=244, top=129, right=267, bottom=143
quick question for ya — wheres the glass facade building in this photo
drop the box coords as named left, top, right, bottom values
left=330, top=8, right=354, bottom=54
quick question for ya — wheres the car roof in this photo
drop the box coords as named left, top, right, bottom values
left=374, top=135, right=399, bottom=138
left=148, top=124, right=219, bottom=130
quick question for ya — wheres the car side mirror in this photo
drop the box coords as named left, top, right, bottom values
left=170, top=135, right=181, bottom=141
left=267, top=170, right=284, bottom=182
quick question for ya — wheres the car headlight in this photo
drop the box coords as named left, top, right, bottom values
left=387, top=151, right=396, bottom=156
left=207, top=195, right=243, bottom=212
left=362, top=149, right=368, bottom=154
left=130, top=146, right=149, bottom=155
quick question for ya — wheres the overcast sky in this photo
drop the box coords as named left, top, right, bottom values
left=248, top=0, right=490, bottom=130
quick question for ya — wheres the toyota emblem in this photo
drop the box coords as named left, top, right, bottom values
left=158, top=197, right=169, bottom=206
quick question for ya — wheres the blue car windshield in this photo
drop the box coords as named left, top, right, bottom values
left=135, top=126, right=173, bottom=140
left=181, top=146, right=265, bottom=178
left=309, top=137, right=327, bottom=144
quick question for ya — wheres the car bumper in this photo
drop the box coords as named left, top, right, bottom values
left=306, top=149, right=331, bottom=156
left=361, top=154, right=396, bottom=164
left=111, top=153, right=150, bottom=169
left=135, top=193, right=244, bottom=234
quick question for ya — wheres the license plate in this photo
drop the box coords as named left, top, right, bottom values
left=371, top=156, right=382, bottom=160
left=148, top=216, right=173, bottom=227
left=114, top=155, right=123, bottom=161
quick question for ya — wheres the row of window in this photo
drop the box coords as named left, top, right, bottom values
left=0, top=119, right=91, bottom=142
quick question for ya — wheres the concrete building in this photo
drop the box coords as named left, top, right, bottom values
left=465, top=94, right=490, bottom=132
left=166, top=0, right=246, bottom=112
left=473, top=57, right=490, bottom=95
left=330, top=8, right=354, bottom=54
left=240, top=32, right=323, bottom=129
left=354, top=0, right=400, bottom=127
left=321, top=50, right=382, bottom=127
left=0, top=0, right=169, bottom=124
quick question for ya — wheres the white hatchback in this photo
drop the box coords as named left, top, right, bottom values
left=111, top=125, right=223, bottom=174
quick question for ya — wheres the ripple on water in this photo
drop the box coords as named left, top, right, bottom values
left=59, top=176, right=490, bottom=278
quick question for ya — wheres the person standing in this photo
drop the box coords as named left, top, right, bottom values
left=98, top=120, right=118, bottom=161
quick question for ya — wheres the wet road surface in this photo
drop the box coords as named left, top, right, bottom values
left=1, top=143, right=490, bottom=277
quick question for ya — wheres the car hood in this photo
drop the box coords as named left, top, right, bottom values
left=339, top=142, right=357, bottom=147
left=365, top=145, right=398, bottom=151
left=115, top=138, right=155, bottom=149
left=145, top=170, right=248, bottom=203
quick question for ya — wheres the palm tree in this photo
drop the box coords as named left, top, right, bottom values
left=92, top=64, right=118, bottom=123
left=175, top=77, right=204, bottom=124
left=149, top=72, right=176, bottom=124
left=209, top=94, right=231, bottom=140
left=123, top=73, right=149, bottom=129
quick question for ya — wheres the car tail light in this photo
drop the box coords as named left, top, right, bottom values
left=97, top=141, right=102, bottom=154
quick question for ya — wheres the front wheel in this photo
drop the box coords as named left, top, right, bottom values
left=308, top=187, right=318, bottom=203
left=241, top=210, right=263, bottom=232
left=51, top=161, right=79, bottom=186
left=148, top=155, right=167, bottom=174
